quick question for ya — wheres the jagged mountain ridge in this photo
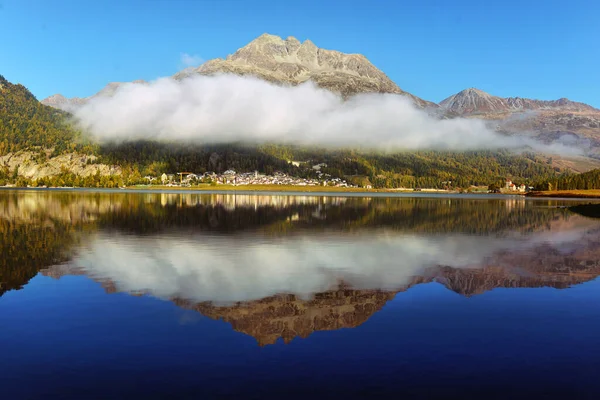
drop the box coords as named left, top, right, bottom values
left=42, top=33, right=438, bottom=109
left=440, top=87, right=598, bottom=115
left=41, top=33, right=598, bottom=117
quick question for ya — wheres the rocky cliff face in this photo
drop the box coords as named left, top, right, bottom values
left=0, top=151, right=121, bottom=180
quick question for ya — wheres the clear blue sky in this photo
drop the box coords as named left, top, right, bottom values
left=1, top=0, right=598, bottom=106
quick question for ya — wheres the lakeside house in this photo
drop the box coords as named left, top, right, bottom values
left=505, top=179, right=529, bottom=193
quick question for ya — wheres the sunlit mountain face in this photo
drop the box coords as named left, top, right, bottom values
left=3, top=190, right=600, bottom=346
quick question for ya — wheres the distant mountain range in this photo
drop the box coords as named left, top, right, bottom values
left=440, top=87, right=598, bottom=115
left=41, top=33, right=600, bottom=150
left=440, top=88, right=600, bottom=149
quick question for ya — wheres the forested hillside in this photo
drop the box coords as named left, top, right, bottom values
left=97, top=141, right=558, bottom=188
left=272, top=146, right=558, bottom=188
left=0, top=75, right=95, bottom=156
left=536, top=169, right=600, bottom=191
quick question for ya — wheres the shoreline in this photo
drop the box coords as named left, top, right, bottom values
left=526, top=190, right=600, bottom=199
left=0, top=185, right=464, bottom=198
left=1, top=184, right=459, bottom=195
left=0, top=185, right=585, bottom=200
left=3, top=185, right=600, bottom=201
left=127, top=184, right=461, bottom=194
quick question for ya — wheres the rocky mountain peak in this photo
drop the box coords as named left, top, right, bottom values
left=440, top=88, right=507, bottom=115
left=41, top=80, right=148, bottom=111
left=186, top=33, right=436, bottom=107
left=41, top=93, right=86, bottom=111
left=97, top=82, right=126, bottom=96
left=223, top=33, right=364, bottom=75
left=464, top=87, right=489, bottom=95
left=254, top=32, right=285, bottom=43
left=42, top=93, right=68, bottom=103
left=548, top=97, right=596, bottom=111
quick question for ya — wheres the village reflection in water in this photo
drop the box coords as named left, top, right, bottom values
left=2, top=190, right=600, bottom=346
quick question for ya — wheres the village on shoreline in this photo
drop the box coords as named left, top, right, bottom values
left=0, top=170, right=540, bottom=195
left=146, top=171, right=536, bottom=194
left=151, top=168, right=359, bottom=189
left=3, top=161, right=591, bottom=197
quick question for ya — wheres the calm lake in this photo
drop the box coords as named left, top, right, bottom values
left=2, top=190, right=600, bottom=399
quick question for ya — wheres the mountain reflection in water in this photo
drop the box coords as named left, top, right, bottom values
left=2, top=190, right=600, bottom=347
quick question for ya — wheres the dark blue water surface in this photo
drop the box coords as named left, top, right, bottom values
left=1, top=190, right=600, bottom=399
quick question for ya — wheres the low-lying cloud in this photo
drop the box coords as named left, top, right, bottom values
left=73, top=74, right=582, bottom=154
left=69, top=223, right=597, bottom=304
